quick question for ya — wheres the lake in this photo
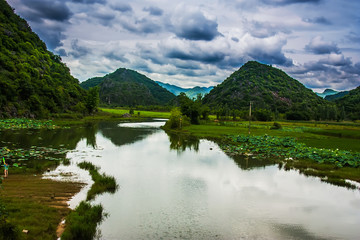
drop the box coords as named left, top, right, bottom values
left=5, top=120, right=360, bottom=239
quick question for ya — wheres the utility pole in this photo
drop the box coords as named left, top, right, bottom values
left=248, top=101, right=252, bottom=135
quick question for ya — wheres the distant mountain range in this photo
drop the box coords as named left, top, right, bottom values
left=316, top=89, right=339, bottom=98
left=315, top=89, right=350, bottom=101
left=155, top=81, right=214, bottom=99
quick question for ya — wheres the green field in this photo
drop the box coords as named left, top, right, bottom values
left=181, top=120, right=360, bottom=152
left=100, top=108, right=171, bottom=119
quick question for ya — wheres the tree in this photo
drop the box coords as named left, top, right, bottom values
left=85, top=87, right=99, bottom=114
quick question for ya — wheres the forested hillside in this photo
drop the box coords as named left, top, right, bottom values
left=85, top=68, right=175, bottom=106
left=325, top=91, right=349, bottom=101
left=80, top=77, right=103, bottom=90
left=334, top=86, right=360, bottom=120
left=203, top=61, right=332, bottom=120
left=0, top=0, right=86, bottom=118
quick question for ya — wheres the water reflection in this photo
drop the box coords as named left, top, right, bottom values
left=0, top=125, right=97, bottom=150
left=232, top=155, right=278, bottom=170
left=165, top=132, right=276, bottom=170
left=167, top=132, right=200, bottom=153
left=98, top=121, right=160, bottom=147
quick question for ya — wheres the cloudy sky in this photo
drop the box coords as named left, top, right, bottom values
left=7, top=0, right=360, bottom=92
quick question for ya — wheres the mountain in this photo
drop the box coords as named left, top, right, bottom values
left=0, top=0, right=86, bottom=118
left=203, top=61, right=327, bottom=119
left=81, top=68, right=175, bottom=106
left=155, top=82, right=187, bottom=96
left=156, top=81, right=214, bottom=99
left=334, top=86, right=360, bottom=120
left=316, top=89, right=339, bottom=98
left=80, top=77, right=103, bottom=90
left=325, top=91, right=349, bottom=101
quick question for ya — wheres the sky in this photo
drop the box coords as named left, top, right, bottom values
left=7, top=0, right=360, bottom=92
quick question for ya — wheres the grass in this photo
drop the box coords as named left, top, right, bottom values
left=182, top=120, right=360, bottom=152
left=77, top=161, right=118, bottom=201
left=100, top=107, right=171, bottom=119
left=61, top=201, right=104, bottom=240
left=0, top=175, right=84, bottom=240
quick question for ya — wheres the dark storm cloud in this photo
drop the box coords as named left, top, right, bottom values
left=68, top=39, right=91, bottom=58
left=56, top=48, right=68, bottom=57
left=305, top=37, right=340, bottom=54
left=261, top=0, right=321, bottom=6
left=248, top=48, right=293, bottom=66
left=93, top=10, right=115, bottom=26
left=104, top=52, right=129, bottom=63
left=111, top=3, right=132, bottom=13
left=166, top=48, right=225, bottom=64
left=120, top=18, right=162, bottom=34
left=71, top=0, right=106, bottom=4
left=21, top=0, right=72, bottom=22
left=138, top=45, right=166, bottom=65
left=143, top=6, right=164, bottom=16
left=288, top=56, right=360, bottom=90
left=303, top=16, right=332, bottom=25
left=33, top=24, right=66, bottom=50
left=172, top=11, right=222, bottom=41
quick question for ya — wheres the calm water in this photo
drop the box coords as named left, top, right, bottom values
left=2, top=121, right=360, bottom=239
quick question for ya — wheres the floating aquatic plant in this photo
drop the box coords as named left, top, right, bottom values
left=221, top=135, right=360, bottom=168
left=0, top=119, right=58, bottom=130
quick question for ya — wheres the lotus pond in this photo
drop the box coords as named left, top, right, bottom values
left=1, top=120, right=360, bottom=239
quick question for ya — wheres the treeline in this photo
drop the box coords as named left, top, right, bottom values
left=165, top=92, right=357, bottom=128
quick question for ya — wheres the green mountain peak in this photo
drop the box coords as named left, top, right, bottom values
left=203, top=61, right=326, bottom=119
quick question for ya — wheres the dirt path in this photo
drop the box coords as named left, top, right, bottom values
left=0, top=174, right=84, bottom=239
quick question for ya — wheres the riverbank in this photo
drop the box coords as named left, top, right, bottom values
left=0, top=174, right=84, bottom=239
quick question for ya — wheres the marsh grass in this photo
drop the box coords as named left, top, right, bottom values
left=77, top=161, right=118, bottom=201
left=61, top=201, right=104, bottom=240
left=60, top=162, right=117, bottom=240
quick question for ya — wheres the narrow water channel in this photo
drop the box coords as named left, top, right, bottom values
left=64, top=121, right=360, bottom=240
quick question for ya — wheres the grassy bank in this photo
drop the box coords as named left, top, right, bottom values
left=182, top=120, right=360, bottom=152
left=0, top=175, right=84, bottom=240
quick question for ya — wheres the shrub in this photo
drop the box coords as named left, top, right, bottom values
left=270, top=122, right=282, bottom=130
left=163, top=108, right=190, bottom=129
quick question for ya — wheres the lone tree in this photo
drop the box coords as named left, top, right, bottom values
left=85, top=87, right=99, bottom=114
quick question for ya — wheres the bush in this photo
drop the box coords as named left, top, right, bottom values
left=270, top=122, right=282, bottom=130
left=163, top=108, right=190, bottom=129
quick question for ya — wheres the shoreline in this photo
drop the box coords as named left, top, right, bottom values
left=0, top=173, right=86, bottom=239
